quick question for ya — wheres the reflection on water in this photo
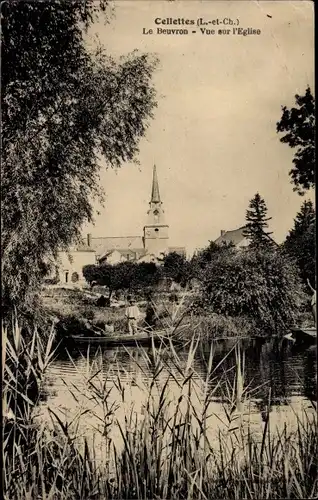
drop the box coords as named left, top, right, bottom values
left=40, top=337, right=317, bottom=456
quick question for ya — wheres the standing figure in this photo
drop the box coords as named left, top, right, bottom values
left=307, top=279, right=316, bottom=326
left=125, top=296, right=140, bottom=335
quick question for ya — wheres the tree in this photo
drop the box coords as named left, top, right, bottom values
left=1, top=1, right=158, bottom=316
left=83, top=262, right=133, bottom=298
left=83, top=261, right=162, bottom=297
left=284, top=200, right=316, bottom=284
left=132, top=262, right=162, bottom=289
left=195, top=240, right=235, bottom=268
left=200, top=247, right=304, bottom=334
left=243, top=193, right=273, bottom=248
left=277, top=87, right=315, bottom=194
left=82, top=264, right=108, bottom=286
left=163, top=252, right=185, bottom=282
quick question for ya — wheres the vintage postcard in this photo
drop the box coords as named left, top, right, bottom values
left=2, top=1, right=315, bottom=498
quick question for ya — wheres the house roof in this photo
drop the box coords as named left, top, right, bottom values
left=214, top=226, right=278, bottom=247
left=214, top=226, right=247, bottom=246
left=91, top=236, right=144, bottom=256
left=99, top=247, right=147, bottom=262
left=76, top=244, right=96, bottom=253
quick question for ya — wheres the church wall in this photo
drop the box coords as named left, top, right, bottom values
left=87, top=166, right=185, bottom=264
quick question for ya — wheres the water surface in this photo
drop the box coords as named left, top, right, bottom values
left=40, top=337, right=317, bottom=457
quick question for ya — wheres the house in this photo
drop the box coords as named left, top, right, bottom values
left=90, top=165, right=186, bottom=265
left=47, top=240, right=96, bottom=285
left=214, top=226, right=249, bottom=248
left=214, top=226, right=278, bottom=248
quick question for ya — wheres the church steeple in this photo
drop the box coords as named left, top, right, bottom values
left=143, top=165, right=169, bottom=257
left=151, top=165, right=161, bottom=203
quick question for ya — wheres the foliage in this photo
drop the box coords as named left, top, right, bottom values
left=277, top=87, right=315, bottom=194
left=243, top=193, right=274, bottom=248
left=186, top=312, right=257, bottom=339
left=193, top=240, right=235, bottom=269
left=199, top=247, right=304, bottom=333
left=1, top=0, right=158, bottom=317
left=3, top=327, right=318, bottom=499
left=3, top=318, right=57, bottom=493
left=83, top=263, right=111, bottom=287
left=284, top=200, right=316, bottom=284
left=163, top=251, right=191, bottom=286
left=83, top=261, right=162, bottom=296
left=133, top=261, right=162, bottom=289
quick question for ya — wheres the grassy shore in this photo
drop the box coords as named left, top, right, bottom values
left=3, top=320, right=317, bottom=500
left=41, top=286, right=268, bottom=341
left=41, top=286, right=128, bottom=334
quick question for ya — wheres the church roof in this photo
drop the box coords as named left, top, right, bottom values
left=91, top=236, right=144, bottom=256
left=76, top=244, right=96, bottom=253
left=151, top=165, right=161, bottom=203
left=110, top=248, right=146, bottom=257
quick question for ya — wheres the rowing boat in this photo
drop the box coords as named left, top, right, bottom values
left=65, top=330, right=171, bottom=346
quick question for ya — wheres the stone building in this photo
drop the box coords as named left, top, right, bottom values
left=47, top=241, right=96, bottom=285
left=91, top=165, right=186, bottom=264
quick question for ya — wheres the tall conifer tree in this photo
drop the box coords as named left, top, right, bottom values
left=284, top=200, right=315, bottom=283
left=243, top=193, right=273, bottom=247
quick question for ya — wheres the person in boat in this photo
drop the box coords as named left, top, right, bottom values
left=125, top=296, right=141, bottom=335
left=307, top=279, right=316, bottom=325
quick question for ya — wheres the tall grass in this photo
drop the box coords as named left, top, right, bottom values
left=3, top=320, right=317, bottom=499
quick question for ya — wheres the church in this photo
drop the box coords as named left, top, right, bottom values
left=90, top=165, right=186, bottom=264
left=49, top=166, right=186, bottom=285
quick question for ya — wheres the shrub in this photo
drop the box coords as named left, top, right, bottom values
left=199, top=247, right=305, bottom=334
left=197, top=313, right=257, bottom=339
left=55, top=315, right=93, bottom=338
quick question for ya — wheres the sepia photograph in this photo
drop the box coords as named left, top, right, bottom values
left=2, top=0, right=316, bottom=498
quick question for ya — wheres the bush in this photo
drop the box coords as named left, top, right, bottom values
left=199, top=247, right=305, bottom=334
left=55, top=315, right=93, bottom=338
left=197, top=313, right=257, bottom=339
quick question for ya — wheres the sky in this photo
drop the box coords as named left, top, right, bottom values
left=83, top=0, right=314, bottom=255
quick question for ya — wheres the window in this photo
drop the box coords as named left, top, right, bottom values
left=71, top=272, right=79, bottom=283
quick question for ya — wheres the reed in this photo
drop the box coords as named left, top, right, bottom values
left=3, top=320, right=317, bottom=500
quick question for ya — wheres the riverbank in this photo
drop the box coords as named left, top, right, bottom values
left=41, top=286, right=128, bottom=334
left=41, top=286, right=314, bottom=342
left=41, top=286, right=183, bottom=339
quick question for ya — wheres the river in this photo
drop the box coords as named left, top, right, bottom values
left=39, top=337, right=317, bottom=460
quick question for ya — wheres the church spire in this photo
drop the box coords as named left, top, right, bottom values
left=151, top=165, right=161, bottom=203
left=144, top=163, right=169, bottom=256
